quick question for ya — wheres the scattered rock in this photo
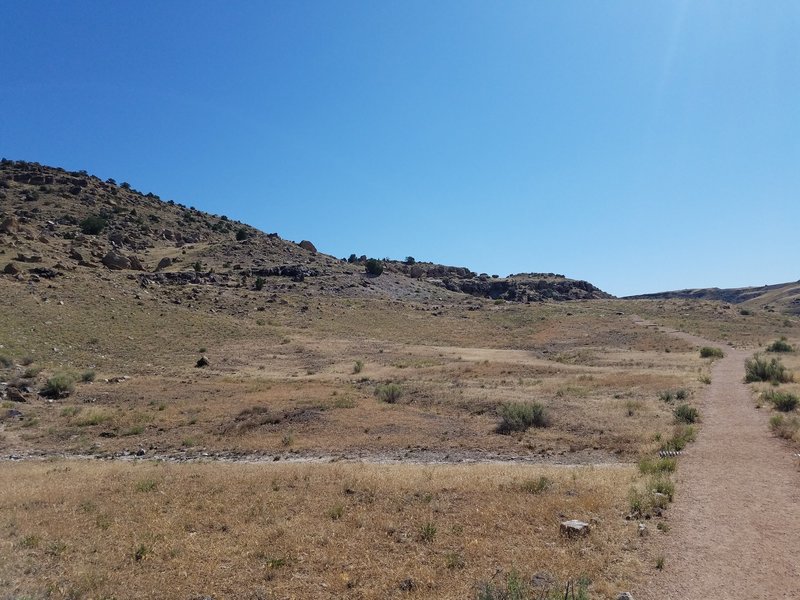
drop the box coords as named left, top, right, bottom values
left=617, top=593, right=635, bottom=600
left=135, top=448, right=146, bottom=457
left=3, top=409, right=23, bottom=420
left=638, top=523, right=648, bottom=537
left=3, top=263, right=19, bottom=275
left=6, top=387, right=27, bottom=403
left=196, top=356, right=210, bottom=368
left=398, top=578, right=415, bottom=592
left=69, top=248, right=84, bottom=262
left=102, top=251, right=131, bottom=270
left=560, top=519, right=590, bottom=537
left=0, top=216, right=19, bottom=234
left=155, top=257, right=172, bottom=271
left=15, top=253, right=42, bottom=263
left=128, top=255, right=145, bottom=271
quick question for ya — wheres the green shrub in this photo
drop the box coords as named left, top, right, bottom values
left=375, top=383, right=403, bottom=403
left=79, top=215, right=108, bottom=235
left=496, top=402, right=548, bottom=434
left=700, top=346, right=724, bottom=359
left=673, top=404, right=700, bottom=424
left=419, top=522, right=437, bottom=543
left=658, top=390, right=674, bottom=403
left=364, top=258, right=384, bottom=276
left=763, top=389, right=798, bottom=412
left=254, top=276, right=265, bottom=291
left=41, top=372, right=76, bottom=398
left=767, top=337, right=794, bottom=353
left=81, top=370, right=96, bottom=383
left=769, top=414, right=800, bottom=440
left=744, top=354, right=793, bottom=384
left=675, top=388, right=688, bottom=401
left=660, top=424, right=695, bottom=452
left=353, top=360, right=364, bottom=374
left=638, top=456, right=677, bottom=475
left=235, top=227, right=249, bottom=241
left=519, top=476, right=552, bottom=494
left=0, top=355, right=12, bottom=368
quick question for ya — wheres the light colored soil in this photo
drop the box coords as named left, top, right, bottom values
left=634, top=320, right=800, bottom=599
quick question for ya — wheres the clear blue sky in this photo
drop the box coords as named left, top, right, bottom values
left=2, top=1, right=798, bottom=296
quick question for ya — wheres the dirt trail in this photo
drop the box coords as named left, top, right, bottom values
left=634, top=319, right=800, bottom=599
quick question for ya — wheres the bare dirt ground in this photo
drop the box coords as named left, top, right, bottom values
left=634, top=320, right=800, bottom=599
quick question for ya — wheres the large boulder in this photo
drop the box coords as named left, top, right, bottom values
left=102, top=251, right=131, bottom=270
left=298, top=240, right=317, bottom=253
left=155, top=257, right=172, bottom=272
left=3, top=263, right=19, bottom=275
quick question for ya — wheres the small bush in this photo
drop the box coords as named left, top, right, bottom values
left=235, top=227, right=249, bottom=241
left=770, top=414, right=800, bottom=440
left=675, top=388, right=688, bottom=401
left=767, top=337, right=794, bottom=353
left=0, top=355, right=12, bottom=368
left=650, top=476, right=675, bottom=501
left=41, top=372, right=76, bottom=398
left=638, top=456, right=677, bottom=475
left=254, top=276, right=265, bottom=291
left=700, top=347, right=724, bottom=359
left=744, top=354, right=793, bottom=384
left=353, top=360, right=364, bottom=374
left=80, top=370, right=96, bottom=383
left=419, top=522, right=437, bottom=543
left=673, top=404, right=700, bottom=424
left=79, top=215, right=107, bottom=235
left=135, top=479, right=158, bottom=493
left=763, top=390, right=798, bottom=412
left=660, top=424, right=695, bottom=452
left=519, top=476, right=552, bottom=494
left=364, top=258, right=384, bottom=276
left=375, top=383, right=403, bottom=403
left=23, top=366, right=43, bottom=379
left=658, top=390, right=674, bottom=403
left=496, top=402, right=548, bottom=434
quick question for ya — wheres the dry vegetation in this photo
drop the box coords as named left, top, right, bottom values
left=0, top=460, right=643, bottom=600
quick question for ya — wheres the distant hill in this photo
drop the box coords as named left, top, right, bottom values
left=625, top=281, right=800, bottom=315
left=0, top=159, right=610, bottom=306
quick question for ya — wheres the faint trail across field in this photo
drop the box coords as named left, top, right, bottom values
left=633, top=318, right=800, bottom=600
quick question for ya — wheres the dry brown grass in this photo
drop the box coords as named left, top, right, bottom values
left=0, top=460, right=644, bottom=600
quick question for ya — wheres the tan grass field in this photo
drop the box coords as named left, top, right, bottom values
left=0, top=460, right=643, bottom=600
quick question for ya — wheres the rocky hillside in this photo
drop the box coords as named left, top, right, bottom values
left=0, top=160, right=610, bottom=306
left=626, top=281, right=800, bottom=316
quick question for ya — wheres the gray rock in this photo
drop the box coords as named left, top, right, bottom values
left=196, top=355, right=210, bottom=368
left=3, top=262, right=19, bottom=275
left=155, top=257, right=172, bottom=271
left=638, top=523, right=648, bottom=537
left=298, top=240, right=317, bottom=253
left=560, top=519, right=590, bottom=537
left=102, top=252, right=131, bottom=270
left=617, top=593, right=635, bottom=600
